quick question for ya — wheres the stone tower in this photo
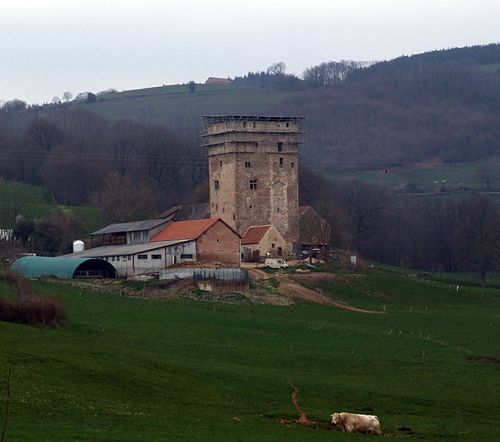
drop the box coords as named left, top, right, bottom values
left=202, top=115, right=302, bottom=249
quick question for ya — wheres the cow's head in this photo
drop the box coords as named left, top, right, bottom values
left=331, top=412, right=341, bottom=425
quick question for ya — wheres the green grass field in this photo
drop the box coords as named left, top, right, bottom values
left=0, top=179, right=101, bottom=233
left=69, top=84, right=289, bottom=131
left=1, top=270, right=499, bottom=441
left=328, top=157, right=500, bottom=193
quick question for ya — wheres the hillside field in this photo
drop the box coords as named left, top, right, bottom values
left=0, top=179, right=101, bottom=232
left=328, top=156, right=500, bottom=193
left=1, top=269, right=499, bottom=440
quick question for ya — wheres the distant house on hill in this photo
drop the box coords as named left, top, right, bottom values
left=241, top=225, right=290, bottom=261
left=205, top=77, right=232, bottom=85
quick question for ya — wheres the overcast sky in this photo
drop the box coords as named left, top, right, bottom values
left=1, top=0, right=499, bottom=104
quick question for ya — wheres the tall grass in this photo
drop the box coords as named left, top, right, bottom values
left=0, top=271, right=66, bottom=327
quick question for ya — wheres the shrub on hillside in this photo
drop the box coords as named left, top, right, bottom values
left=0, top=270, right=20, bottom=284
left=0, top=294, right=66, bottom=327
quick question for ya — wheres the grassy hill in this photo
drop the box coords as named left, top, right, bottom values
left=1, top=268, right=499, bottom=440
left=0, top=179, right=101, bottom=232
left=328, top=155, right=500, bottom=193
left=70, top=83, right=289, bottom=135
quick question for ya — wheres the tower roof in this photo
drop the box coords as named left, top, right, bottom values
left=201, top=115, right=304, bottom=124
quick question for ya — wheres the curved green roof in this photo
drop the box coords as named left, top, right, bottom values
left=11, top=256, right=115, bottom=279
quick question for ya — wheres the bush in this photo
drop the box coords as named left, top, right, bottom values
left=0, top=271, right=66, bottom=327
left=0, top=294, right=66, bottom=327
left=0, top=270, right=20, bottom=284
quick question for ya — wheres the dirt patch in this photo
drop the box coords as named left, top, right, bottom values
left=247, top=268, right=271, bottom=280
left=291, top=273, right=343, bottom=283
left=277, top=276, right=383, bottom=314
left=467, top=356, right=500, bottom=365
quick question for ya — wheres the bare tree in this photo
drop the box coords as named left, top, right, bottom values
left=267, top=62, right=286, bottom=76
left=457, top=195, right=500, bottom=286
left=62, top=91, right=73, bottom=102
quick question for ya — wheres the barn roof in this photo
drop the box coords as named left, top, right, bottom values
left=241, top=225, right=272, bottom=245
left=157, top=204, right=210, bottom=221
left=151, top=218, right=221, bottom=242
left=62, top=240, right=189, bottom=258
left=92, top=219, right=168, bottom=235
left=10, top=256, right=115, bottom=279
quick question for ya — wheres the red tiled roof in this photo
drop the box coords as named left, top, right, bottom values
left=241, top=225, right=272, bottom=245
left=151, top=218, right=219, bottom=242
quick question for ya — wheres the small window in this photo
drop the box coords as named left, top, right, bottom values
left=250, top=179, right=257, bottom=190
left=255, top=142, right=258, bottom=147
left=181, top=254, right=193, bottom=259
left=245, top=161, right=251, bottom=168
left=249, top=205, right=253, bottom=209
left=243, top=121, right=247, bottom=128
left=216, top=204, right=218, bottom=211
left=291, top=162, right=295, bottom=168
left=233, top=214, right=235, bottom=220
left=272, top=243, right=275, bottom=248
left=277, top=208, right=280, bottom=212
left=138, top=254, right=148, bottom=260
left=277, top=142, right=283, bottom=152
left=252, top=122, right=256, bottom=128
left=219, top=160, right=222, bottom=167
left=279, top=157, right=284, bottom=167
left=127, top=256, right=131, bottom=261
left=286, top=122, right=290, bottom=128
left=151, top=254, right=161, bottom=260
left=222, top=207, right=225, bottom=213
left=214, top=180, right=220, bottom=190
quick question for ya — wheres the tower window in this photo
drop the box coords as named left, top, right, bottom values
left=286, top=122, right=290, bottom=128
left=253, top=122, right=256, bottom=128
left=250, top=179, right=257, bottom=190
left=277, top=142, right=283, bottom=152
left=277, top=208, right=280, bottom=212
left=233, top=214, right=235, bottom=220
left=219, top=160, right=222, bottom=167
left=291, top=162, right=295, bottom=168
left=245, top=161, right=251, bottom=168
left=214, top=180, right=220, bottom=190
left=279, top=157, right=284, bottom=167
left=243, top=121, right=247, bottom=128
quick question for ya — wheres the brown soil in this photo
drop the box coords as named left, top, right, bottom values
left=277, top=276, right=383, bottom=314
left=291, top=273, right=342, bottom=283
left=247, top=268, right=271, bottom=280
left=467, top=356, right=500, bottom=365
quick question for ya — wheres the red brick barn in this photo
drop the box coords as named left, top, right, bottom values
left=151, top=218, right=241, bottom=265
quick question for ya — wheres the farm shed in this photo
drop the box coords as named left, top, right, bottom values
left=62, top=240, right=195, bottom=278
left=241, top=225, right=290, bottom=261
left=91, top=218, right=170, bottom=248
left=11, top=256, right=117, bottom=279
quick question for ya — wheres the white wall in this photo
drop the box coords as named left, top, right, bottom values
left=99, top=241, right=196, bottom=278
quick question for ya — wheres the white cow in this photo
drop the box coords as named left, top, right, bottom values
left=331, top=412, right=381, bottom=435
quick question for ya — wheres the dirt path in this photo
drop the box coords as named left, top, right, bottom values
left=277, top=276, right=383, bottom=314
left=247, top=268, right=272, bottom=280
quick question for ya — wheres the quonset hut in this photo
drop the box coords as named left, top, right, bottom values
left=11, top=256, right=117, bottom=279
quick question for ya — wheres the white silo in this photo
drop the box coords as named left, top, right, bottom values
left=73, top=240, right=85, bottom=253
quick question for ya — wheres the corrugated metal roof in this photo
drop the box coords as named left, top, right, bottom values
left=157, top=204, right=210, bottom=221
left=92, top=219, right=169, bottom=235
left=241, top=225, right=272, bottom=245
left=62, top=240, right=189, bottom=258
left=10, top=256, right=114, bottom=279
